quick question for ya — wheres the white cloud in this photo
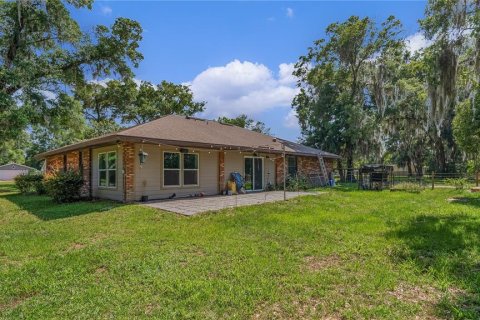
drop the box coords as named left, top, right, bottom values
left=284, top=109, right=300, bottom=129
left=405, top=32, right=431, bottom=53
left=101, top=5, right=112, bottom=15
left=186, top=60, right=299, bottom=118
left=286, top=7, right=294, bottom=18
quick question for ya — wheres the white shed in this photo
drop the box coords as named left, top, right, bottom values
left=0, top=163, right=35, bottom=181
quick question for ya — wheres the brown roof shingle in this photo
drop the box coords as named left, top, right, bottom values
left=36, top=115, right=340, bottom=159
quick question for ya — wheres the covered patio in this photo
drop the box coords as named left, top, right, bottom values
left=143, top=191, right=320, bottom=215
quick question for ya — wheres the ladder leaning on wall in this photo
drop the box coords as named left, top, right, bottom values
left=317, top=154, right=329, bottom=186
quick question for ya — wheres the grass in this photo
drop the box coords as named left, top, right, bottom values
left=1, top=181, right=479, bottom=319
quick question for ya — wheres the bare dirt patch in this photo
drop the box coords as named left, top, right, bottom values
left=0, top=292, right=38, bottom=310
left=252, top=298, right=341, bottom=320
left=304, top=254, right=342, bottom=271
left=67, top=242, right=86, bottom=251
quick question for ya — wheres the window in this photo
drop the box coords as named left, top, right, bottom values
left=183, top=153, right=199, bottom=186
left=98, top=151, right=117, bottom=188
left=163, top=152, right=180, bottom=186
left=287, top=156, right=297, bottom=177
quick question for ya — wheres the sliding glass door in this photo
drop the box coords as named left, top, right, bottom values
left=244, top=157, right=263, bottom=191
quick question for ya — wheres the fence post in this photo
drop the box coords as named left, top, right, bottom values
left=476, top=171, right=479, bottom=187
left=431, top=171, right=435, bottom=190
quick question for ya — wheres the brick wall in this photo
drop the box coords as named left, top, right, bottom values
left=275, top=156, right=285, bottom=185
left=122, top=142, right=135, bottom=202
left=45, top=154, right=64, bottom=176
left=45, top=149, right=93, bottom=197
left=81, top=149, right=91, bottom=197
left=218, top=151, right=225, bottom=193
left=297, top=156, right=334, bottom=177
left=275, top=155, right=335, bottom=186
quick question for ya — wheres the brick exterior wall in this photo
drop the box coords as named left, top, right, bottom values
left=81, top=149, right=91, bottom=197
left=275, top=156, right=285, bottom=185
left=45, top=149, right=93, bottom=197
left=122, top=142, right=135, bottom=202
left=275, top=155, right=334, bottom=186
left=218, top=151, right=225, bottom=193
left=66, top=151, right=79, bottom=170
left=297, top=156, right=333, bottom=177
left=45, top=154, right=64, bottom=176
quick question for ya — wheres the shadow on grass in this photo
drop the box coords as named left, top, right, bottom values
left=447, top=196, right=480, bottom=208
left=388, top=214, right=480, bottom=318
left=3, top=193, right=121, bottom=221
left=0, top=184, right=17, bottom=193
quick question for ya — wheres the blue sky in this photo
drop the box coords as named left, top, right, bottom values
left=72, top=1, right=427, bottom=141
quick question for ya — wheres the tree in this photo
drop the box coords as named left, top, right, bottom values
left=419, top=0, right=480, bottom=172
left=217, top=114, right=271, bottom=134
left=453, top=86, right=480, bottom=173
left=293, top=15, right=402, bottom=178
left=116, top=80, right=205, bottom=125
left=0, top=0, right=143, bottom=141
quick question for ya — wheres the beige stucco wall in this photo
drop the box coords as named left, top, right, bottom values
left=91, top=145, right=124, bottom=201
left=223, top=151, right=276, bottom=189
left=133, top=144, right=219, bottom=200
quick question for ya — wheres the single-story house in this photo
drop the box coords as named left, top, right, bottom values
left=0, top=163, right=35, bottom=181
left=35, top=115, right=340, bottom=202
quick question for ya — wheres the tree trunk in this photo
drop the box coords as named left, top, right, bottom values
left=435, top=138, right=447, bottom=172
left=337, top=159, right=345, bottom=182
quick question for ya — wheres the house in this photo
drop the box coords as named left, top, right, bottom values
left=35, top=115, right=340, bottom=202
left=0, top=163, right=36, bottom=181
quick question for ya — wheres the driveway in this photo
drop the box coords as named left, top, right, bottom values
left=143, top=191, right=319, bottom=215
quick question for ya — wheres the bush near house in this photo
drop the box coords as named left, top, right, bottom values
left=14, top=172, right=45, bottom=194
left=44, top=170, right=84, bottom=203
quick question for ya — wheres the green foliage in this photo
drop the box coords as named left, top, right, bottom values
left=217, top=114, right=271, bottom=134
left=445, top=178, right=470, bottom=190
left=0, top=0, right=143, bottom=145
left=285, top=174, right=312, bottom=191
left=14, top=171, right=44, bottom=194
left=2, top=183, right=480, bottom=318
left=293, top=15, right=402, bottom=171
left=390, top=182, right=425, bottom=193
left=453, top=88, right=480, bottom=172
left=45, top=170, right=84, bottom=203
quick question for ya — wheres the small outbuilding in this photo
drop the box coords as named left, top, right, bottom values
left=0, top=163, right=35, bottom=181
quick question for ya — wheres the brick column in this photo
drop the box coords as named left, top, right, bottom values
left=66, top=151, right=79, bottom=170
left=218, top=151, right=225, bottom=194
left=122, top=142, right=136, bottom=202
left=275, top=156, right=285, bottom=186
left=81, top=149, right=91, bottom=198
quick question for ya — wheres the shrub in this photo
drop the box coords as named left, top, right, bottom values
left=45, top=170, right=84, bottom=203
left=286, top=174, right=312, bottom=191
left=390, top=182, right=424, bottom=193
left=445, top=178, right=470, bottom=190
left=14, top=172, right=45, bottom=194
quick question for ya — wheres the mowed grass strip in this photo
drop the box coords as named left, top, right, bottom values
left=0, top=181, right=479, bottom=319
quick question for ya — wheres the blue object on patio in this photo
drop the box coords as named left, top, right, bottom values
left=230, top=172, right=244, bottom=190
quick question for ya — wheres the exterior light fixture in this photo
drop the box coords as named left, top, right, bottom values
left=138, top=150, right=149, bottom=164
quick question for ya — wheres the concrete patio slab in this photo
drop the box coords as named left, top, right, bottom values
left=143, top=191, right=320, bottom=215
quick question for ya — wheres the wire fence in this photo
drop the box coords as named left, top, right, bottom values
left=334, top=169, right=480, bottom=189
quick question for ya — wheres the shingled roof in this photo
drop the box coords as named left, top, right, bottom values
left=36, top=115, right=340, bottom=159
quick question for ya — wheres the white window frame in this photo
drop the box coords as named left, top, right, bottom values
left=98, top=151, right=117, bottom=189
left=183, top=153, right=199, bottom=187
left=163, top=151, right=181, bottom=188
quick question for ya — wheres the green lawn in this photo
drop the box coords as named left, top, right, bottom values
left=1, top=181, right=479, bottom=319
